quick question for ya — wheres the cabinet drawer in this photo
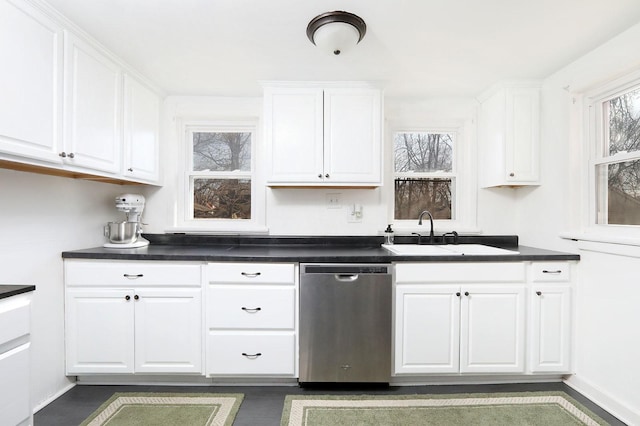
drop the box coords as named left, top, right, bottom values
left=531, top=263, right=570, bottom=282
left=207, top=263, right=295, bottom=285
left=207, top=333, right=295, bottom=376
left=396, top=262, right=526, bottom=284
left=0, top=297, right=30, bottom=348
left=208, top=287, right=295, bottom=329
left=65, top=260, right=201, bottom=286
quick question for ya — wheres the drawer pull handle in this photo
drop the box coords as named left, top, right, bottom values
left=124, top=274, right=144, bottom=279
left=542, top=270, right=562, bottom=274
left=242, top=352, right=262, bottom=359
left=241, top=307, right=262, bottom=313
left=241, top=272, right=262, bottom=278
left=536, top=291, right=542, bottom=296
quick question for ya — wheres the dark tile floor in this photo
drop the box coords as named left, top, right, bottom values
left=34, top=382, right=626, bottom=425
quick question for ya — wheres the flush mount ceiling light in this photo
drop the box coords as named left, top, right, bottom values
left=306, top=11, right=367, bottom=56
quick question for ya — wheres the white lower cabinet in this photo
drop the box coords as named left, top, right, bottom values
left=206, top=262, right=297, bottom=377
left=394, top=263, right=527, bottom=375
left=64, top=260, right=203, bottom=375
left=528, top=263, right=572, bottom=373
left=0, top=292, right=32, bottom=426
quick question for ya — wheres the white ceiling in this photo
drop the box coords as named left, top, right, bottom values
left=45, top=0, right=640, bottom=98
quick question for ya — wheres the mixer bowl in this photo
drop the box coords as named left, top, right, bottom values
left=104, top=222, right=139, bottom=244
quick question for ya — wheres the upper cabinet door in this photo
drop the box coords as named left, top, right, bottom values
left=323, top=88, right=382, bottom=184
left=0, top=0, right=63, bottom=163
left=478, top=84, right=540, bottom=188
left=123, top=73, right=160, bottom=183
left=265, top=87, right=324, bottom=183
left=63, top=31, right=121, bottom=174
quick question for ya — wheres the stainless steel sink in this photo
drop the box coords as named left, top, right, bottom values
left=382, top=244, right=519, bottom=256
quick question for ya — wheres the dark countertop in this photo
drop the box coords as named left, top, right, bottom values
left=62, top=234, right=579, bottom=263
left=0, top=285, right=36, bottom=300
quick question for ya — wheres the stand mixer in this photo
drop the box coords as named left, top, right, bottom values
left=103, top=194, right=149, bottom=248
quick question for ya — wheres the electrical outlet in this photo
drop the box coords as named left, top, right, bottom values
left=348, top=204, right=363, bottom=222
left=326, top=193, right=341, bottom=209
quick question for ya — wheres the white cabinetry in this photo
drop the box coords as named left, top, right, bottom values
left=528, top=262, right=572, bottom=373
left=264, top=84, right=382, bottom=186
left=63, top=31, right=121, bottom=173
left=395, top=263, right=526, bottom=375
left=206, top=262, right=297, bottom=376
left=0, top=0, right=63, bottom=164
left=122, top=74, right=160, bottom=183
left=478, top=83, right=540, bottom=187
left=0, top=291, right=32, bottom=426
left=64, top=260, right=202, bottom=375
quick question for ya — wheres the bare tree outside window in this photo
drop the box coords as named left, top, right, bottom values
left=189, top=130, right=253, bottom=220
left=598, top=87, right=640, bottom=225
left=394, top=132, right=454, bottom=220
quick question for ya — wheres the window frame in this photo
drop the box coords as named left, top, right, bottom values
left=388, top=123, right=477, bottom=233
left=177, top=119, right=266, bottom=233
left=587, top=73, right=640, bottom=233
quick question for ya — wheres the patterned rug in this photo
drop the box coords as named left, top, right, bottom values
left=80, top=392, right=243, bottom=426
left=281, top=392, right=609, bottom=425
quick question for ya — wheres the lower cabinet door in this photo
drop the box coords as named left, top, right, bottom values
left=0, top=344, right=30, bottom=426
left=529, top=286, right=571, bottom=373
left=134, top=288, right=202, bottom=373
left=207, top=333, right=295, bottom=376
left=460, top=285, right=526, bottom=373
left=65, top=288, right=135, bottom=374
left=394, top=285, right=460, bottom=374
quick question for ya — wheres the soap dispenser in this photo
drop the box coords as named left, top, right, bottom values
left=384, top=224, right=394, bottom=245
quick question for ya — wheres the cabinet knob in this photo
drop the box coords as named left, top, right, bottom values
left=59, top=152, right=67, bottom=158
left=68, top=152, right=75, bottom=159
left=464, top=291, right=470, bottom=296
left=318, top=174, right=323, bottom=179
left=125, top=295, right=131, bottom=301
left=241, top=352, right=262, bottom=359
left=509, top=172, right=515, bottom=177
left=127, top=167, right=133, bottom=172
left=536, top=291, right=542, bottom=296
left=456, top=292, right=461, bottom=297
left=134, top=294, right=139, bottom=300
left=325, top=173, right=330, bottom=178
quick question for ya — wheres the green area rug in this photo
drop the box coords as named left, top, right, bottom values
left=80, top=392, right=243, bottom=426
left=281, top=392, right=609, bottom=426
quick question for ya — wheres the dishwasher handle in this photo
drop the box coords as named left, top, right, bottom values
left=335, top=274, right=359, bottom=282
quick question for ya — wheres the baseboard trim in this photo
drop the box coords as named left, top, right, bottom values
left=564, top=375, right=639, bottom=425
left=390, top=375, right=564, bottom=386
left=33, top=381, right=76, bottom=414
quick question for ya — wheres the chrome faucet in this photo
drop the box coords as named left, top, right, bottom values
left=417, top=210, right=435, bottom=244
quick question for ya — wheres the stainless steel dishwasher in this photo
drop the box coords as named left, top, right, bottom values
left=299, top=263, right=392, bottom=384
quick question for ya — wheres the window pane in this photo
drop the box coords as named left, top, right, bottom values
left=193, top=132, right=251, bottom=171
left=597, top=160, right=640, bottom=225
left=394, top=132, right=453, bottom=173
left=606, top=87, right=640, bottom=156
left=394, top=178, right=452, bottom=220
left=193, top=178, right=251, bottom=219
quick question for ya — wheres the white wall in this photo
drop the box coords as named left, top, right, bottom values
left=514, top=22, right=640, bottom=425
left=0, top=168, right=141, bottom=411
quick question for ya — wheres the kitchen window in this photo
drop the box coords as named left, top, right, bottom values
left=180, top=122, right=262, bottom=230
left=591, top=82, right=640, bottom=226
left=393, top=131, right=456, bottom=220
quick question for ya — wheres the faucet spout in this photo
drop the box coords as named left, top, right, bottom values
left=417, top=210, right=435, bottom=243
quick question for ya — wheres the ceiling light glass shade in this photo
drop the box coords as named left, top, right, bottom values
left=312, top=22, right=361, bottom=56
left=307, top=11, right=366, bottom=56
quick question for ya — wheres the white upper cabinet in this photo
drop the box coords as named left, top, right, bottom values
left=0, top=0, right=63, bottom=164
left=264, top=83, right=382, bottom=186
left=478, top=83, right=540, bottom=187
left=123, top=73, right=160, bottom=183
left=63, top=31, right=121, bottom=174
